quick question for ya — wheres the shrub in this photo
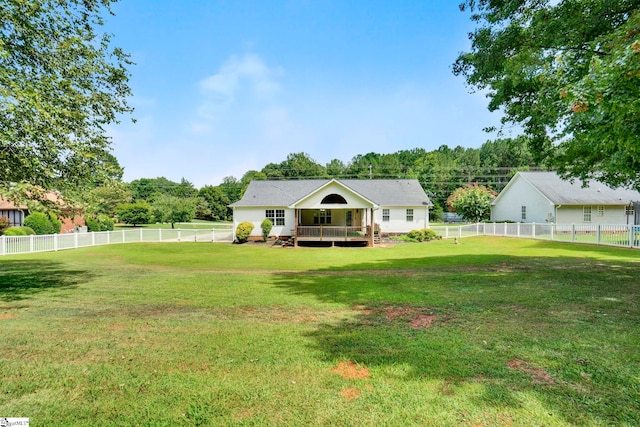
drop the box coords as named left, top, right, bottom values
left=404, top=228, right=442, bottom=242
left=86, top=214, right=115, bottom=232
left=260, top=219, right=273, bottom=241
left=235, top=221, right=254, bottom=243
left=24, top=212, right=55, bottom=235
left=4, top=226, right=35, bottom=236
left=0, top=216, right=10, bottom=235
left=49, top=212, right=62, bottom=234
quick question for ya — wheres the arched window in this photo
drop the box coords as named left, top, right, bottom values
left=321, top=194, right=347, bottom=204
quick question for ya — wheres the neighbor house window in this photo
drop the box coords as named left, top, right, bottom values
left=266, top=209, right=285, bottom=226
left=521, top=206, right=527, bottom=221
left=406, top=209, right=414, bottom=222
left=313, top=209, right=331, bottom=224
left=583, top=206, right=592, bottom=222
left=382, top=209, right=390, bottom=222
left=597, top=206, right=605, bottom=217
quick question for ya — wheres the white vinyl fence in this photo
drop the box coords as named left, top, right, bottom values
left=2, top=223, right=638, bottom=256
left=0, top=227, right=234, bottom=256
left=431, top=223, right=640, bottom=249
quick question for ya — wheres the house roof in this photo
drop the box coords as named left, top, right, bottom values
left=231, top=179, right=432, bottom=208
left=505, top=172, right=640, bottom=205
left=0, top=198, right=27, bottom=210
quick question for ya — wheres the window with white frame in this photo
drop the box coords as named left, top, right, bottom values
left=597, top=205, right=605, bottom=217
left=583, top=206, right=592, bottom=222
left=266, top=209, right=285, bottom=226
left=406, top=209, right=414, bottom=222
left=313, top=209, right=331, bottom=224
left=382, top=209, right=390, bottom=222
left=521, top=206, right=527, bottom=221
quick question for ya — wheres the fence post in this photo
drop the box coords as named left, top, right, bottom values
left=194, top=230, right=198, bottom=242
left=107, top=230, right=110, bottom=245
left=178, top=229, right=182, bottom=242
left=122, top=229, right=125, bottom=243
left=596, top=224, right=601, bottom=245
left=139, top=228, right=143, bottom=242
left=212, top=229, right=215, bottom=242
left=516, top=222, right=520, bottom=237
left=91, top=232, right=95, bottom=246
left=75, top=233, right=78, bottom=249
left=159, top=228, right=162, bottom=242
left=629, top=225, right=634, bottom=248
left=532, top=223, right=536, bottom=239
left=54, top=234, right=58, bottom=251
left=1, top=235, right=5, bottom=256
left=571, top=224, right=575, bottom=242
left=551, top=224, right=554, bottom=241
left=458, top=226, right=462, bottom=238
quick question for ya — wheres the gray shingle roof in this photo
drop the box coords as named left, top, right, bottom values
left=230, top=179, right=432, bottom=207
left=518, top=172, right=640, bottom=205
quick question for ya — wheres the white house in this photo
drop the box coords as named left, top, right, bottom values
left=491, top=172, right=640, bottom=225
left=230, top=179, right=432, bottom=246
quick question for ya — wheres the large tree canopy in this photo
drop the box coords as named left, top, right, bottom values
left=0, top=0, right=133, bottom=200
left=455, top=0, right=640, bottom=190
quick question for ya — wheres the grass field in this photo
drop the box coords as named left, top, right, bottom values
left=0, top=237, right=638, bottom=426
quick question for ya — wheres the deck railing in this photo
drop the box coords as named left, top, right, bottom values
left=296, top=225, right=369, bottom=240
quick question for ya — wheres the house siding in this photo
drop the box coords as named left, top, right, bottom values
left=376, top=206, right=429, bottom=234
left=556, top=205, right=631, bottom=224
left=233, top=207, right=296, bottom=238
left=491, top=177, right=555, bottom=223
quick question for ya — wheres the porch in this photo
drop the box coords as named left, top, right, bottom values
left=295, top=225, right=373, bottom=243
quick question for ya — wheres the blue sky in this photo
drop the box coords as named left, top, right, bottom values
left=105, top=1, right=508, bottom=188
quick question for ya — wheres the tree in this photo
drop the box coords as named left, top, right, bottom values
left=85, top=182, right=133, bottom=217
left=151, top=195, right=197, bottom=228
left=199, top=186, right=231, bottom=221
left=261, top=152, right=327, bottom=179
left=116, top=203, right=151, bottom=227
left=0, top=0, right=133, bottom=200
left=455, top=0, right=640, bottom=190
left=446, top=184, right=496, bottom=222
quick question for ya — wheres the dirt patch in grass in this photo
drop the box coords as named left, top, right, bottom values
left=353, top=305, right=449, bottom=329
left=0, top=312, right=17, bottom=320
left=332, top=361, right=370, bottom=379
left=340, top=387, right=361, bottom=401
left=507, top=359, right=555, bottom=385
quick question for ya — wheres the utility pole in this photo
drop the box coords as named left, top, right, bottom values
left=369, top=164, right=372, bottom=180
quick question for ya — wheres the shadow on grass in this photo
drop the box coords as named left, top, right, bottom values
left=272, top=253, right=640, bottom=425
left=0, top=260, right=92, bottom=302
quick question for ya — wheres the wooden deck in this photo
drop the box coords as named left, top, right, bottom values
left=295, top=225, right=371, bottom=242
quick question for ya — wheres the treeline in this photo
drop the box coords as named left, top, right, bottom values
left=83, top=136, right=544, bottom=226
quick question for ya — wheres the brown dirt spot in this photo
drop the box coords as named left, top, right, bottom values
left=332, top=361, right=370, bottom=379
left=409, top=314, right=436, bottom=329
left=353, top=305, right=449, bottom=329
left=0, top=313, right=17, bottom=320
left=507, top=359, right=555, bottom=385
left=341, top=387, right=361, bottom=401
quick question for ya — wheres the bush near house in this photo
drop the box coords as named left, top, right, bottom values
left=3, top=226, right=35, bottom=236
left=403, top=228, right=442, bottom=242
left=24, top=212, right=56, bottom=235
left=235, top=221, right=254, bottom=243
left=261, top=219, right=273, bottom=241
left=0, top=217, right=10, bottom=235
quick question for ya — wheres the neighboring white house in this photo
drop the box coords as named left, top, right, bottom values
left=491, top=171, right=640, bottom=225
left=230, top=179, right=432, bottom=246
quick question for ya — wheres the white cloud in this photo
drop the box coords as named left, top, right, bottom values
left=195, top=53, right=283, bottom=125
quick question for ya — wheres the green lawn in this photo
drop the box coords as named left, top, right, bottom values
left=0, top=237, right=638, bottom=426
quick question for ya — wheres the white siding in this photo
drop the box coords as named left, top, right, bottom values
left=233, top=207, right=296, bottom=238
left=556, top=205, right=630, bottom=224
left=375, top=206, right=429, bottom=233
left=491, top=177, right=555, bottom=223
